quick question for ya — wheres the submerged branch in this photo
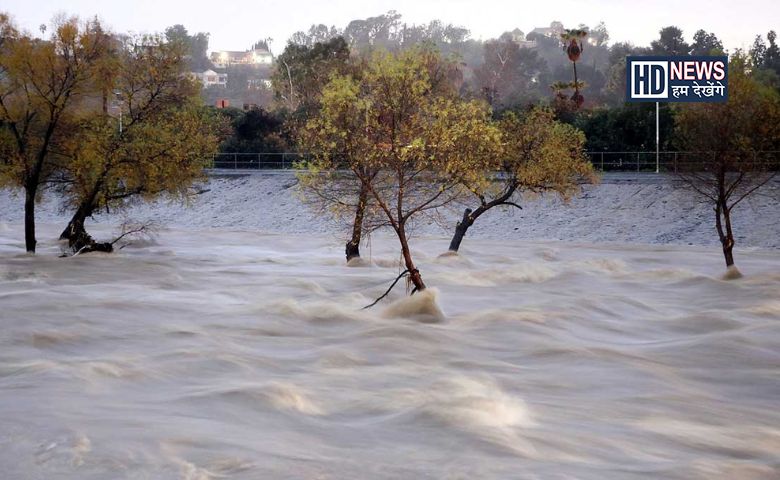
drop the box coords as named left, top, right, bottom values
left=362, top=269, right=410, bottom=309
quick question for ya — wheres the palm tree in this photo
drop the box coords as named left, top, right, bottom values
left=549, top=80, right=571, bottom=101
left=549, top=80, right=584, bottom=119
left=560, top=28, right=588, bottom=108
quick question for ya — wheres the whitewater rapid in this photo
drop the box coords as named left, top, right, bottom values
left=1, top=224, right=778, bottom=479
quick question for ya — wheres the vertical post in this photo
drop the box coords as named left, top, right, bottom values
left=234, top=153, right=237, bottom=170
left=655, top=101, right=660, bottom=173
left=637, top=151, right=640, bottom=172
left=601, top=152, right=604, bottom=171
left=114, top=90, right=123, bottom=135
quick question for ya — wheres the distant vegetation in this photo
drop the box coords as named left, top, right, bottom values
left=194, top=12, right=780, bottom=154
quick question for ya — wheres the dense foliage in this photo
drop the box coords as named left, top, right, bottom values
left=0, top=15, right=224, bottom=253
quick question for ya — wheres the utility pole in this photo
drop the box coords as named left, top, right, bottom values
left=656, top=101, right=660, bottom=173
left=114, top=90, right=123, bottom=135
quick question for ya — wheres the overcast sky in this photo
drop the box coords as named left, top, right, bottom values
left=2, top=0, right=777, bottom=53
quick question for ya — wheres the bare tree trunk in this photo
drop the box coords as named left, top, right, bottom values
left=715, top=199, right=735, bottom=267
left=722, top=204, right=736, bottom=267
left=60, top=201, right=93, bottom=241
left=23, top=110, right=62, bottom=253
left=573, top=61, right=579, bottom=95
left=24, top=183, right=37, bottom=253
left=397, top=223, right=426, bottom=292
left=717, top=202, right=736, bottom=268
left=60, top=197, right=112, bottom=254
left=713, top=166, right=736, bottom=269
left=346, top=183, right=369, bottom=262
left=448, top=189, right=519, bottom=252
left=448, top=208, right=473, bottom=252
left=68, top=224, right=113, bottom=254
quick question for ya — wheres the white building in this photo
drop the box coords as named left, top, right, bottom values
left=210, top=48, right=273, bottom=69
left=529, top=21, right=565, bottom=39
left=191, top=70, right=228, bottom=88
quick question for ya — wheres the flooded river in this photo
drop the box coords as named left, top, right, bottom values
left=1, top=224, right=778, bottom=479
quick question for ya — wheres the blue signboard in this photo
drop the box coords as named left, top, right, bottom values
left=626, top=56, right=728, bottom=103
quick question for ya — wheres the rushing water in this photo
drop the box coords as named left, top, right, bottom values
left=1, top=224, right=779, bottom=479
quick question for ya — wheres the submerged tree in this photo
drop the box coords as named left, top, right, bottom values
left=674, top=55, right=780, bottom=274
left=448, top=107, right=595, bottom=252
left=301, top=49, right=501, bottom=290
left=58, top=35, right=224, bottom=254
left=0, top=15, right=112, bottom=252
left=299, top=48, right=464, bottom=263
left=297, top=73, right=378, bottom=262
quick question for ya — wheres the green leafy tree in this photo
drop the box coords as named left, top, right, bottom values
left=575, top=103, right=675, bottom=152
left=164, top=24, right=211, bottom=71
left=690, top=29, right=724, bottom=55
left=218, top=107, right=287, bottom=153
left=289, top=24, right=342, bottom=47
left=271, top=37, right=352, bottom=115
left=751, top=34, right=768, bottom=66
left=0, top=14, right=112, bottom=252
left=448, top=107, right=596, bottom=252
left=651, top=26, right=690, bottom=56
left=58, top=35, right=225, bottom=253
left=750, top=31, right=780, bottom=77
left=300, top=49, right=501, bottom=291
left=297, top=72, right=378, bottom=262
left=342, top=11, right=402, bottom=51
left=299, top=47, right=465, bottom=263
left=767, top=31, right=780, bottom=72
left=474, top=36, right=549, bottom=109
left=602, top=42, right=651, bottom=105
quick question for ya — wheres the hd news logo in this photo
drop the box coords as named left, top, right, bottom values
left=626, top=56, right=728, bottom=102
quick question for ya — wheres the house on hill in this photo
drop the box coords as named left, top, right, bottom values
left=505, top=28, right=537, bottom=49
left=210, top=47, right=273, bottom=68
left=528, top=21, right=565, bottom=39
left=190, top=69, right=228, bottom=88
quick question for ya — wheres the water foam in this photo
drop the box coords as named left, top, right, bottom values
left=434, top=251, right=475, bottom=267
left=747, top=301, right=780, bottom=316
left=435, top=264, right=556, bottom=287
left=419, top=376, right=537, bottom=456
left=268, top=298, right=367, bottom=324
left=381, top=288, right=445, bottom=321
left=346, top=256, right=371, bottom=267
left=263, top=381, right=324, bottom=415
left=721, top=265, right=744, bottom=280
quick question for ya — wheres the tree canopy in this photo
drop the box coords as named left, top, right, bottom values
left=300, top=48, right=502, bottom=291
left=0, top=15, right=114, bottom=251
left=57, top=33, right=225, bottom=253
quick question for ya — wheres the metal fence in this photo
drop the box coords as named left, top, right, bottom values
left=586, top=151, right=780, bottom=173
left=209, top=153, right=309, bottom=170
left=208, top=151, right=780, bottom=172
